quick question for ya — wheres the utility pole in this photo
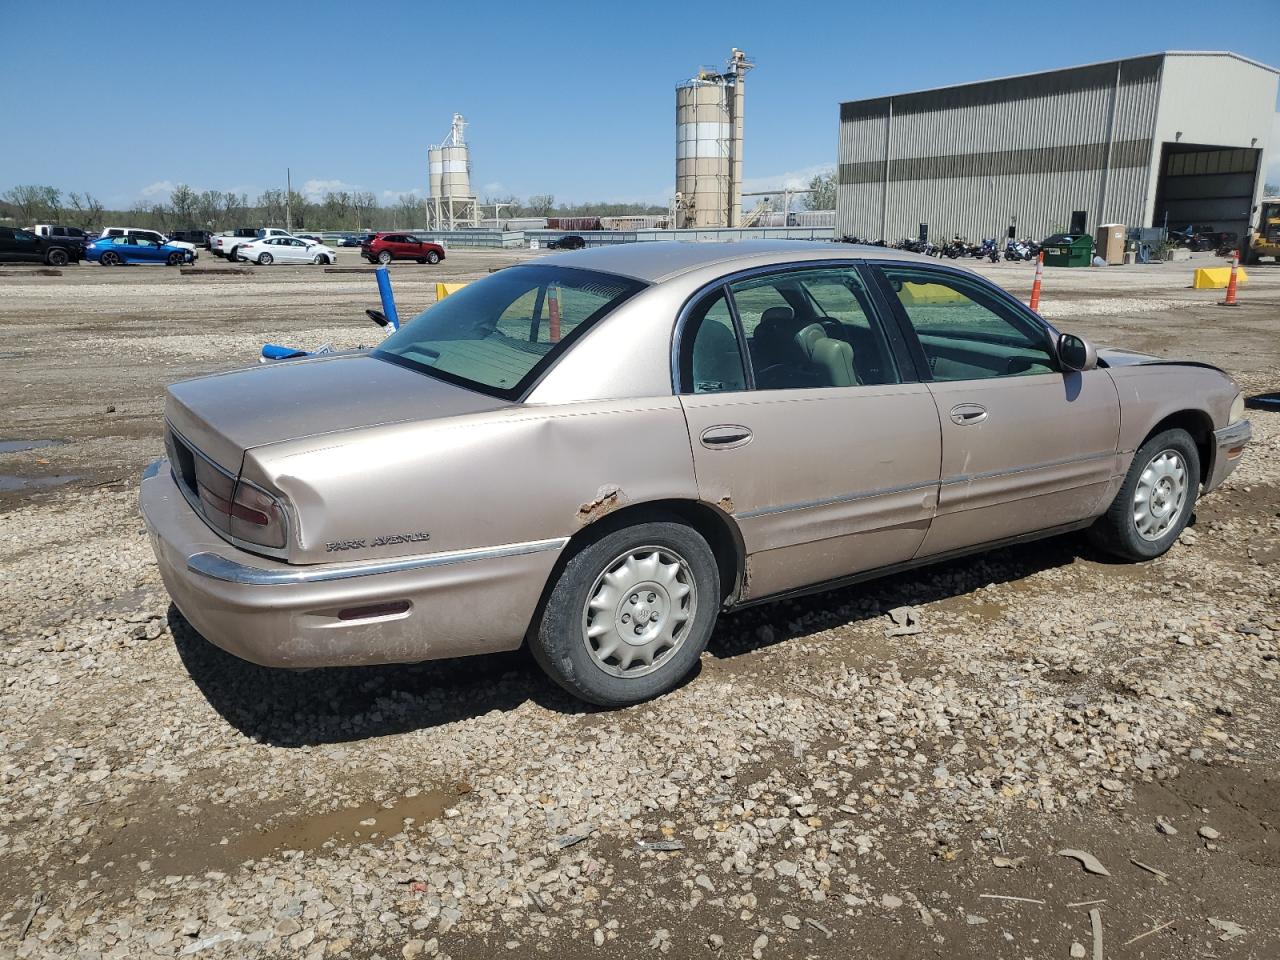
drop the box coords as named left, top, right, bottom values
left=285, top=167, right=292, bottom=232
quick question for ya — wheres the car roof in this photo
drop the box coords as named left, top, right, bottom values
left=534, top=240, right=943, bottom=283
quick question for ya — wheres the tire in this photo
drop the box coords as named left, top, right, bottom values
left=426, top=250, right=441, bottom=264
left=313, top=254, right=326, bottom=265
left=257, top=253, right=273, bottom=265
left=228, top=246, right=240, bottom=261
left=529, top=521, right=720, bottom=707
left=166, top=252, right=183, bottom=266
left=377, top=250, right=392, bottom=264
left=1088, top=428, right=1200, bottom=561
left=99, top=251, right=120, bottom=266
left=46, top=248, right=69, bottom=267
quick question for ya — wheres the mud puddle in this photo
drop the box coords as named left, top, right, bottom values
left=0, top=440, right=60, bottom=453
left=0, top=788, right=456, bottom=904
left=237, top=789, right=453, bottom=858
left=0, top=474, right=81, bottom=491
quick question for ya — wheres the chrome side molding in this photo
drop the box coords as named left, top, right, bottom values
left=188, top=537, right=570, bottom=585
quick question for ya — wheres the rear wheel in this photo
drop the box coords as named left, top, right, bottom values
left=530, top=521, right=719, bottom=707
left=46, top=248, right=69, bottom=267
left=228, top=246, right=240, bottom=261
left=1089, top=428, right=1200, bottom=561
left=257, top=253, right=273, bottom=265
left=426, top=250, right=441, bottom=264
left=377, top=250, right=392, bottom=264
left=99, top=251, right=120, bottom=266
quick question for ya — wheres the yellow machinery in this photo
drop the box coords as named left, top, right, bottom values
left=1244, top=197, right=1280, bottom=264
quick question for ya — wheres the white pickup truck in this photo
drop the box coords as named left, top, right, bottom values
left=211, top=228, right=303, bottom=261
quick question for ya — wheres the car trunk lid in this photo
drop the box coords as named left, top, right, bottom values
left=165, top=352, right=509, bottom=474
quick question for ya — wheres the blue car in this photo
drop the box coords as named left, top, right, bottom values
left=86, top=232, right=195, bottom=266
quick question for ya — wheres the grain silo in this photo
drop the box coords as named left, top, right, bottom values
left=427, top=114, right=478, bottom=230
left=675, top=48, right=752, bottom=229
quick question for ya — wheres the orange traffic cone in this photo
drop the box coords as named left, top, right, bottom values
left=1221, top=252, right=1240, bottom=306
left=1029, top=251, right=1044, bottom=312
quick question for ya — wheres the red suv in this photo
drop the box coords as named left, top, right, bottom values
left=361, top=233, right=446, bottom=265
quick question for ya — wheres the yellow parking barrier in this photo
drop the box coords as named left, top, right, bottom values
left=899, top=282, right=967, bottom=305
left=1193, top=266, right=1248, bottom=290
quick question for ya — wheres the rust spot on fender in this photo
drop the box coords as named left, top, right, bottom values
left=577, top=484, right=624, bottom=523
left=717, top=496, right=735, bottom=514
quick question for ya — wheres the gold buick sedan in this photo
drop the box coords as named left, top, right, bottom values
left=141, top=241, right=1251, bottom=705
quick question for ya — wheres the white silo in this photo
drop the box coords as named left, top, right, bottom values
left=674, top=49, right=752, bottom=229
left=427, top=113, right=478, bottom=230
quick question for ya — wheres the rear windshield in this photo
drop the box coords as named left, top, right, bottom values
left=374, top=265, right=644, bottom=400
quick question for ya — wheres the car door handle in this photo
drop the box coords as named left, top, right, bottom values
left=700, top=425, right=753, bottom=449
left=949, top=403, right=988, bottom=425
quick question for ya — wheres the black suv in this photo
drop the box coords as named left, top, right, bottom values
left=0, top=227, right=84, bottom=266
left=171, top=229, right=215, bottom=248
left=547, top=234, right=586, bottom=250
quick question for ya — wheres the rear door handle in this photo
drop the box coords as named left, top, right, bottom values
left=700, top=424, right=753, bottom=449
left=949, top=403, right=988, bottom=426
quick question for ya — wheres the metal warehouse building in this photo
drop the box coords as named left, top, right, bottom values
left=836, top=52, right=1278, bottom=243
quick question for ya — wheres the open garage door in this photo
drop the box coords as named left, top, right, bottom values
left=1152, top=144, right=1260, bottom=241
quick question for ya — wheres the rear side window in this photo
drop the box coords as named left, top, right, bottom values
left=728, top=266, right=899, bottom=390
left=681, top=291, right=747, bottom=394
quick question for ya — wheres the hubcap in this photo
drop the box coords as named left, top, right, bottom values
left=581, top=546, right=697, bottom=678
left=1133, top=449, right=1188, bottom=541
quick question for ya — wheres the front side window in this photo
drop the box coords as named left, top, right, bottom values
left=375, top=265, right=644, bottom=399
left=877, top=266, right=1055, bottom=381
left=728, top=266, right=899, bottom=390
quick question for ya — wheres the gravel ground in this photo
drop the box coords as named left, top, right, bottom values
left=0, top=249, right=1278, bottom=959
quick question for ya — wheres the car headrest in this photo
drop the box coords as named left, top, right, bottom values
left=758, top=305, right=796, bottom=329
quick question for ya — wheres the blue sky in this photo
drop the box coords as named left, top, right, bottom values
left=2, top=1, right=1277, bottom=208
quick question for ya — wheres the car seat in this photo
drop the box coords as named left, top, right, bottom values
left=794, top=323, right=859, bottom=387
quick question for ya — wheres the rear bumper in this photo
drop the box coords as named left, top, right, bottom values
left=140, top=459, right=564, bottom=668
left=1204, top=420, right=1251, bottom=493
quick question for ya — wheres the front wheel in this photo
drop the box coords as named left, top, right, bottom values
left=46, top=248, right=69, bottom=266
left=529, top=521, right=720, bottom=707
left=313, top=254, right=327, bottom=265
left=1089, top=428, right=1200, bottom=561
left=167, top=252, right=184, bottom=266
left=257, top=253, right=273, bottom=265
left=426, top=250, right=441, bottom=264
left=377, top=250, right=392, bottom=264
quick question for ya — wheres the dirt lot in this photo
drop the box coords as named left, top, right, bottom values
left=0, top=247, right=1277, bottom=960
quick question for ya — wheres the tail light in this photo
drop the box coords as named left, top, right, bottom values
left=169, top=430, right=288, bottom=550
left=228, top=480, right=287, bottom=547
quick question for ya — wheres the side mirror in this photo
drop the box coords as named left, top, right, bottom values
left=1057, top=333, right=1097, bottom=372
left=366, top=308, right=389, bottom=327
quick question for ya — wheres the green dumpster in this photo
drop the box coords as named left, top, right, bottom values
left=1042, top=233, right=1094, bottom=267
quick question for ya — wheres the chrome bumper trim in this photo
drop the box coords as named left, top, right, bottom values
left=187, top=537, right=570, bottom=585
left=1214, top=419, right=1252, bottom=447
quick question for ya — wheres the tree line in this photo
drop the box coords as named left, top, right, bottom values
left=1, top=183, right=669, bottom=233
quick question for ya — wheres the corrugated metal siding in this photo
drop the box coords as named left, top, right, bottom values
left=836, top=56, right=1161, bottom=240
